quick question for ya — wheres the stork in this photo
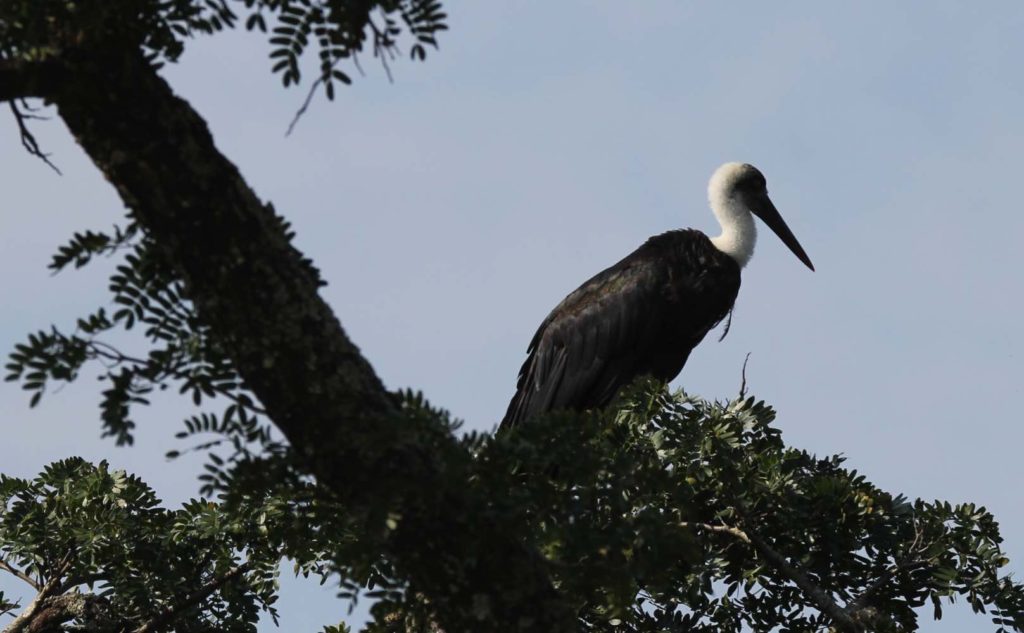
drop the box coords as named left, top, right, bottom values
left=501, top=162, right=813, bottom=429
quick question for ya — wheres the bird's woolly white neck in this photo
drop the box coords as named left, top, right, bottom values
left=708, top=176, right=756, bottom=268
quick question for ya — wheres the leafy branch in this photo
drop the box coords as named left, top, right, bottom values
left=0, top=460, right=289, bottom=632
left=130, top=562, right=251, bottom=633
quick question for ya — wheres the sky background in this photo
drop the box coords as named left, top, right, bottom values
left=3, top=2, right=1023, bottom=630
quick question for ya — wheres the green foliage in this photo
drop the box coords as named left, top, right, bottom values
left=6, top=329, right=1024, bottom=633
left=1, top=0, right=446, bottom=103
left=460, top=383, right=1024, bottom=633
left=0, top=589, right=16, bottom=618
left=6, top=230, right=274, bottom=458
left=0, top=458, right=285, bottom=631
left=7, top=226, right=1024, bottom=632
left=255, top=0, right=447, bottom=96
left=0, top=0, right=237, bottom=63
left=48, top=223, right=139, bottom=272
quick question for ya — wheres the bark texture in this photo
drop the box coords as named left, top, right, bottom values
left=4, top=49, right=573, bottom=632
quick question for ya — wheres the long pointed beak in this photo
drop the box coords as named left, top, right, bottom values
left=750, top=193, right=815, bottom=271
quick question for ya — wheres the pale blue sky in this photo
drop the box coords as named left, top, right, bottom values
left=3, top=3, right=1023, bottom=630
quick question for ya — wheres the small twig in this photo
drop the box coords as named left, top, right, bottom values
left=367, top=18, right=395, bottom=83
left=0, top=559, right=39, bottom=591
left=1, top=599, right=22, bottom=619
left=717, top=308, right=734, bottom=342
left=286, top=25, right=356, bottom=137
left=285, top=77, right=324, bottom=137
left=41, top=550, right=74, bottom=590
left=739, top=352, right=752, bottom=398
left=85, top=340, right=268, bottom=415
left=9, top=101, right=61, bottom=174
left=87, top=340, right=149, bottom=366
left=130, top=563, right=250, bottom=633
left=376, top=45, right=394, bottom=82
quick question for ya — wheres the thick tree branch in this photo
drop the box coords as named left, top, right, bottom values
left=49, top=47, right=572, bottom=632
left=3, top=591, right=114, bottom=633
left=15, top=594, right=96, bottom=633
left=0, top=59, right=63, bottom=102
left=3, top=570, right=65, bottom=633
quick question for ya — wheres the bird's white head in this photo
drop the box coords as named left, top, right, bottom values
left=707, top=162, right=814, bottom=271
left=708, top=162, right=766, bottom=209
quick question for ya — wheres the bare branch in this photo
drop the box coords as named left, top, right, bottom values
left=9, top=101, right=61, bottom=174
left=367, top=16, right=395, bottom=83
left=130, top=563, right=249, bottom=633
left=0, top=559, right=39, bottom=591
left=286, top=77, right=324, bottom=137
left=739, top=352, right=752, bottom=397
left=286, top=53, right=350, bottom=136
left=86, top=340, right=149, bottom=366
left=718, top=307, right=734, bottom=341
left=352, top=51, right=366, bottom=77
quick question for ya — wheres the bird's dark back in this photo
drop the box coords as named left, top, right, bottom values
left=501, top=230, right=741, bottom=430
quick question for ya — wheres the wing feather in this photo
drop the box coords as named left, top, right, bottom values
left=500, top=230, right=740, bottom=429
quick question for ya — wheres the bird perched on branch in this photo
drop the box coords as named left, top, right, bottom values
left=501, top=162, right=814, bottom=429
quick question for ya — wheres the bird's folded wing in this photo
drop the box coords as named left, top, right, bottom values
left=501, top=261, right=668, bottom=428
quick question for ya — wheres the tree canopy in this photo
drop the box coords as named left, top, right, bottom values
left=2, top=2, right=1023, bottom=632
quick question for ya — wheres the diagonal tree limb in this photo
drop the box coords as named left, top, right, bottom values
left=6, top=593, right=109, bottom=633
left=682, top=521, right=866, bottom=632
left=49, top=47, right=573, bottom=633
left=743, top=529, right=865, bottom=632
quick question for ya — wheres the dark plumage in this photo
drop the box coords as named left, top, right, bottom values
left=500, top=162, right=814, bottom=430
left=501, top=230, right=741, bottom=429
